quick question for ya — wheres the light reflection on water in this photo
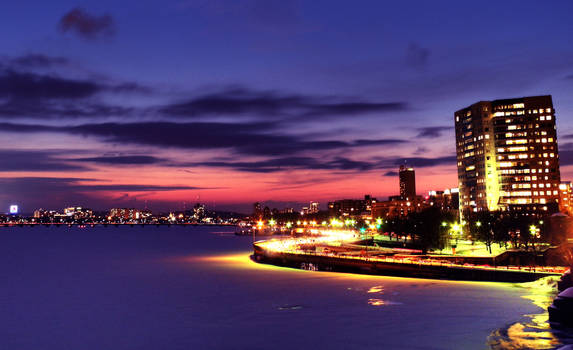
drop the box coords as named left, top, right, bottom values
left=488, top=277, right=573, bottom=349
left=179, top=249, right=572, bottom=348
left=12, top=225, right=569, bottom=349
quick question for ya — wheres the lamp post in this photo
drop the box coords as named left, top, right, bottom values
left=450, top=223, right=461, bottom=255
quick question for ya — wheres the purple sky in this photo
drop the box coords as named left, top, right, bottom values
left=1, top=0, right=573, bottom=213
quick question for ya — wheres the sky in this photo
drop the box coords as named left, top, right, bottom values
left=1, top=0, right=573, bottom=214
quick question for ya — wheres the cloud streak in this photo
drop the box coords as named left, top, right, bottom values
left=160, top=87, right=407, bottom=121
left=416, top=126, right=453, bottom=138
left=0, top=150, right=88, bottom=172
left=0, top=121, right=407, bottom=156
left=71, top=155, right=165, bottom=165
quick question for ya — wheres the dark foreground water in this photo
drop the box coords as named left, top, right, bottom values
left=1, top=226, right=572, bottom=349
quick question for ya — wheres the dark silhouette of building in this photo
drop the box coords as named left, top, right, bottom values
left=253, top=202, right=263, bottom=218
left=399, top=165, right=416, bottom=200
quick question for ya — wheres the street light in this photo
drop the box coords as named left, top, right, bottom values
left=450, top=223, right=462, bottom=255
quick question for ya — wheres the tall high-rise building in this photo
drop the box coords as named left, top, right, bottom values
left=455, top=95, right=560, bottom=215
left=399, top=165, right=416, bottom=200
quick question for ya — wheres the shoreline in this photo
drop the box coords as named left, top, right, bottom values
left=253, top=241, right=566, bottom=283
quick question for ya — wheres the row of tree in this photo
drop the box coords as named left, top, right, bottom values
left=382, top=207, right=558, bottom=253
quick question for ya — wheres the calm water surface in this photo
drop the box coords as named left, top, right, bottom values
left=1, top=226, right=571, bottom=349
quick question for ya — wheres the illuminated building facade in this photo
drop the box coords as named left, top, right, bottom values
left=559, top=182, right=573, bottom=216
left=455, top=96, right=560, bottom=216
left=328, top=195, right=375, bottom=217
left=371, top=197, right=427, bottom=219
left=309, top=201, right=320, bottom=213
left=399, top=165, right=416, bottom=200
left=109, top=208, right=146, bottom=221
left=64, top=206, right=93, bottom=219
left=427, top=188, right=459, bottom=213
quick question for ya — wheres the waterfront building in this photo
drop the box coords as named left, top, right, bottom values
left=371, top=197, right=428, bottom=219
left=279, top=208, right=294, bottom=214
left=328, top=195, right=375, bottom=217
left=455, top=96, right=560, bottom=216
left=559, top=182, right=573, bottom=216
left=309, top=201, right=320, bottom=214
left=399, top=165, right=416, bottom=200
left=253, top=202, right=263, bottom=218
left=64, top=206, right=93, bottom=219
left=427, top=188, right=459, bottom=213
left=193, top=203, right=206, bottom=219
left=109, top=208, right=146, bottom=221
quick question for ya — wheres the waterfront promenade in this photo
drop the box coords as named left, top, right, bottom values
left=253, top=234, right=568, bottom=283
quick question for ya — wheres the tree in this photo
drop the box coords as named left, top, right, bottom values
left=468, top=210, right=495, bottom=254
left=410, top=207, right=454, bottom=253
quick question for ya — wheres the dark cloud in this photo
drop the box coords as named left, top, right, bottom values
left=181, top=154, right=456, bottom=173
left=9, top=54, right=70, bottom=68
left=59, top=8, right=116, bottom=40
left=0, top=177, right=207, bottom=193
left=405, top=43, right=430, bottom=67
left=0, top=70, right=101, bottom=100
left=393, top=156, right=456, bottom=168
left=71, top=156, right=164, bottom=165
left=416, top=126, right=453, bottom=138
left=0, top=67, right=147, bottom=119
left=0, top=177, right=210, bottom=211
left=0, top=150, right=88, bottom=172
left=190, top=156, right=375, bottom=173
left=0, top=177, right=210, bottom=194
left=565, top=74, right=573, bottom=80
left=0, top=99, right=133, bottom=119
left=160, top=87, right=407, bottom=120
left=0, top=121, right=406, bottom=156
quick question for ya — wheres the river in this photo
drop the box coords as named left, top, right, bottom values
left=1, top=225, right=571, bottom=349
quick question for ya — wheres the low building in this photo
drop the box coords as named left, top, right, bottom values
left=371, top=196, right=428, bottom=219
left=328, top=195, right=375, bottom=217
left=64, top=206, right=93, bottom=220
left=427, top=188, right=459, bottom=213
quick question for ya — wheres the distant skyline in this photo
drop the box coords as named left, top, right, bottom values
left=2, top=0, right=573, bottom=213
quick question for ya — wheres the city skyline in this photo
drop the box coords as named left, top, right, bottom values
left=2, top=1, right=573, bottom=213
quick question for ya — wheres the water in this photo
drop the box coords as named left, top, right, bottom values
left=0, top=225, right=571, bottom=349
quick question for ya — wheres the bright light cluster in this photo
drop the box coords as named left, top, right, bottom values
left=257, top=229, right=359, bottom=253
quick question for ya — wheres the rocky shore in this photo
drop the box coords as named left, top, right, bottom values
left=549, top=266, right=573, bottom=329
